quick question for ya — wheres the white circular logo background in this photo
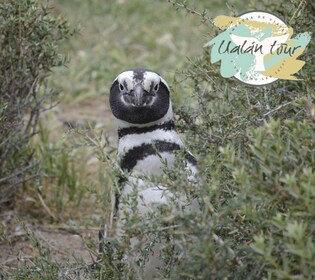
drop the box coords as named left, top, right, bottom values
left=206, top=11, right=311, bottom=86
left=232, top=11, right=289, bottom=85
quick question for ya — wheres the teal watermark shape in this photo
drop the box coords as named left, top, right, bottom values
left=204, top=11, right=312, bottom=86
left=205, top=24, right=256, bottom=78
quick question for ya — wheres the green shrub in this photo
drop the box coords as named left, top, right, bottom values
left=97, top=1, right=315, bottom=279
left=165, top=1, right=315, bottom=279
left=2, top=0, right=314, bottom=279
left=0, top=0, right=72, bottom=209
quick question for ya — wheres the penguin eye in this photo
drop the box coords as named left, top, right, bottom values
left=119, top=83, right=125, bottom=91
left=153, top=83, right=159, bottom=92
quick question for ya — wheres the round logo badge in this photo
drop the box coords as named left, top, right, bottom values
left=205, top=11, right=311, bottom=86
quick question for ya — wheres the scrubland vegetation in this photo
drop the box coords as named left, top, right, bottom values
left=0, top=0, right=314, bottom=279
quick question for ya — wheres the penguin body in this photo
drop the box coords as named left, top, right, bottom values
left=107, top=68, right=197, bottom=278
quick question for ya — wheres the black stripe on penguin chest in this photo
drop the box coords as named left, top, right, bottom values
left=120, top=140, right=180, bottom=172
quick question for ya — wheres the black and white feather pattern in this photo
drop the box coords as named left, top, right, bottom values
left=106, top=68, right=198, bottom=279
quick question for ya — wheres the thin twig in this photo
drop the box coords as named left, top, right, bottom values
left=57, top=260, right=102, bottom=280
left=289, top=0, right=306, bottom=25
left=0, top=161, right=39, bottom=183
left=43, top=224, right=100, bottom=232
left=262, top=99, right=296, bottom=118
left=167, top=0, right=213, bottom=24
left=212, top=233, right=244, bottom=267
left=37, top=191, right=58, bottom=221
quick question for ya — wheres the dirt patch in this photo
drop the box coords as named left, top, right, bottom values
left=0, top=211, right=99, bottom=267
left=58, top=96, right=114, bottom=130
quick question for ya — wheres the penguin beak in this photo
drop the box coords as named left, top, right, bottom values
left=132, top=84, right=145, bottom=107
